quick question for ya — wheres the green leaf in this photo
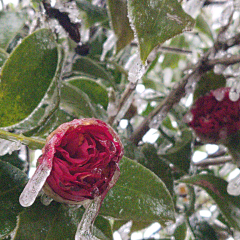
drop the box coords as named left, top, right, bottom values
left=0, top=28, right=59, bottom=128
left=173, top=221, right=187, bottom=240
left=127, top=0, right=195, bottom=62
left=66, top=77, right=109, bottom=109
left=195, top=14, right=214, bottom=42
left=140, top=143, right=174, bottom=195
left=0, top=12, right=26, bottom=49
left=193, top=70, right=226, bottom=102
left=159, top=129, right=193, bottom=174
left=100, top=156, right=175, bottom=226
left=0, top=48, right=8, bottom=67
left=0, top=160, right=28, bottom=238
left=107, top=0, right=134, bottom=53
left=72, top=56, right=114, bottom=86
left=60, top=82, right=102, bottom=119
left=179, top=174, right=240, bottom=231
left=75, top=0, right=108, bottom=27
left=14, top=200, right=113, bottom=240
left=0, top=151, right=26, bottom=171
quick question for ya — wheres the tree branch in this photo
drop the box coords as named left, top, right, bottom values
left=129, top=22, right=240, bottom=145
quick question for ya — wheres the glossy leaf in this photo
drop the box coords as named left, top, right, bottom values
left=140, top=143, right=174, bottom=195
left=127, top=0, right=195, bottom=62
left=0, top=48, right=8, bottom=67
left=159, top=129, right=193, bottom=174
left=60, top=82, right=100, bottom=119
left=14, top=200, right=113, bottom=240
left=179, top=174, right=240, bottom=231
left=0, top=12, right=26, bottom=49
left=0, top=151, right=26, bottom=171
left=0, top=29, right=59, bottom=128
left=0, top=161, right=28, bottom=238
left=75, top=0, right=108, bottom=27
left=66, top=77, right=109, bottom=109
left=72, top=56, right=114, bottom=85
left=193, top=70, right=226, bottom=102
left=100, top=156, right=175, bottom=225
left=107, top=0, right=134, bottom=53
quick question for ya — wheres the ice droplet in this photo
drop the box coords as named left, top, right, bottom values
left=41, top=193, right=53, bottom=206
left=75, top=196, right=102, bottom=240
left=0, top=139, right=21, bottom=156
left=183, top=112, right=194, bottom=123
left=227, top=172, right=240, bottom=196
left=19, top=160, right=52, bottom=207
left=229, top=81, right=240, bottom=102
left=125, top=53, right=146, bottom=83
left=182, top=0, right=205, bottom=17
left=107, top=102, right=118, bottom=117
left=100, top=33, right=117, bottom=61
left=212, top=88, right=225, bottom=101
left=214, top=64, right=227, bottom=75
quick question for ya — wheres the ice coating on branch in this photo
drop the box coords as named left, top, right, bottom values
left=183, top=112, right=194, bottom=123
left=75, top=196, right=102, bottom=240
left=19, top=160, right=52, bottom=207
left=220, top=1, right=234, bottom=25
left=149, top=106, right=168, bottom=129
left=100, top=33, right=117, bottom=61
left=125, top=53, right=146, bottom=83
left=0, top=139, right=21, bottom=156
left=227, top=173, right=240, bottom=196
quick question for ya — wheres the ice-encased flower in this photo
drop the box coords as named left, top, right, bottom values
left=20, top=118, right=124, bottom=207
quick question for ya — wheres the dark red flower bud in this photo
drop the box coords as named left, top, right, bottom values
left=20, top=118, right=124, bottom=206
left=185, top=87, right=240, bottom=144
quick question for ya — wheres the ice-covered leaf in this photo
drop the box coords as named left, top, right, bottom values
left=107, top=0, right=134, bottom=53
left=75, top=0, right=108, bottom=27
left=0, top=151, right=26, bottom=170
left=0, top=29, right=60, bottom=128
left=179, top=174, right=240, bottom=231
left=0, top=160, right=28, bottom=238
left=100, top=156, right=175, bottom=225
left=0, top=48, right=8, bottom=67
left=72, top=56, right=114, bottom=86
left=193, top=70, right=226, bottom=102
left=128, top=0, right=195, bottom=62
left=66, top=77, right=109, bottom=109
left=14, top=200, right=113, bottom=240
left=0, top=12, right=26, bottom=49
left=159, top=129, right=193, bottom=174
left=140, top=143, right=174, bottom=195
left=60, top=82, right=100, bottom=119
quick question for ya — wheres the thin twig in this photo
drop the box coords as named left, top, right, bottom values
left=194, top=156, right=232, bottom=167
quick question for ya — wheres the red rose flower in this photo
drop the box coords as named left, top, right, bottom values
left=20, top=118, right=124, bottom=206
left=186, top=87, right=240, bottom=144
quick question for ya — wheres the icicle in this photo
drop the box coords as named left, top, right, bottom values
left=75, top=196, right=102, bottom=240
left=19, top=160, right=52, bottom=207
left=0, top=139, right=21, bottom=156
left=41, top=193, right=53, bottom=206
left=125, top=53, right=146, bottom=83
left=227, top=172, right=240, bottom=196
left=100, top=33, right=117, bottom=61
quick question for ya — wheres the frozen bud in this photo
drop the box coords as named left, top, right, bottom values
left=20, top=118, right=124, bottom=207
left=186, top=87, right=240, bottom=144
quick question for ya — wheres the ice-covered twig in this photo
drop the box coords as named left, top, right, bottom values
left=194, top=156, right=232, bottom=167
